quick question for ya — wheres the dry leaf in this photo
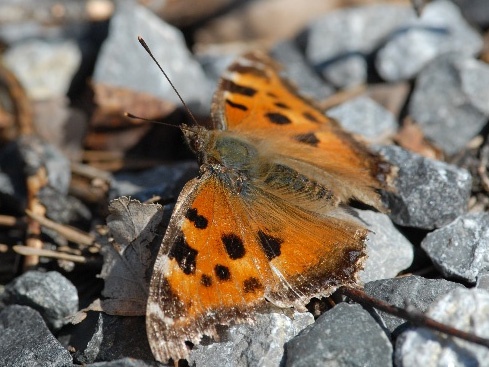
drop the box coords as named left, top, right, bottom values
left=394, top=117, right=444, bottom=160
left=99, top=196, right=163, bottom=316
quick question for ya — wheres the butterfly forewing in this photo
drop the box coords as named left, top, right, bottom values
left=212, top=51, right=394, bottom=210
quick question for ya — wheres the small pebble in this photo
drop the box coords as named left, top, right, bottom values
left=327, top=96, right=398, bottom=142
left=3, top=39, right=81, bottom=100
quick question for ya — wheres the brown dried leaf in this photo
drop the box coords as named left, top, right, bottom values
left=99, top=196, right=163, bottom=316
left=394, top=117, right=444, bottom=160
left=70, top=298, right=103, bottom=325
left=91, top=82, right=176, bottom=127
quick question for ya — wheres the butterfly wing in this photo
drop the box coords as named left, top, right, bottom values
left=146, top=170, right=366, bottom=363
left=211, top=52, right=394, bottom=210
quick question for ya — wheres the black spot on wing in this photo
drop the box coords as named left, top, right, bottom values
left=169, top=235, right=198, bottom=275
left=222, top=233, right=246, bottom=260
left=265, top=112, right=291, bottom=125
left=257, top=230, right=283, bottom=261
left=274, top=102, right=289, bottom=109
left=226, top=99, right=248, bottom=111
left=267, top=92, right=278, bottom=98
left=214, top=264, right=231, bottom=281
left=243, top=277, right=263, bottom=293
left=201, top=274, right=212, bottom=287
left=294, top=132, right=320, bottom=147
left=225, top=80, right=257, bottom=97
left=185, top=208, right=208, bottom=229
left=303, top=111, right=319, bottom=123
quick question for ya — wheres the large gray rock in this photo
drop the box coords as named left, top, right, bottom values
left=188, top=311, right=314, bottom=367
left=376, top=0, right=483, bottom=81
left=305, top=4, right=412, bottom=88
left=421, top=213, right=489, bottom=283
left=0, top=305, right=73, bottom=367
left=2, top=271, right=78, bottom=330
left=395, top=288, right=489, bottom=367
left=364, top=275, right=465, bottom=333
left=408, top=54, right=489, bottom=154
left=93, top=2, right=211, bottom=114
left=285, top=303, right=392, bottom=367
left=358, top=210, right=414, bottom=284
left=380, top=146, right=471, bottom=229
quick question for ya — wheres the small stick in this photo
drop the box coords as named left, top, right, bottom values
left=26, top=209, right=95, bottom=247
left=0, top=215, right=22, bottom=227
left=338, top=286, right=489, bottom=348
left=13, top=245, right=87, bottom=263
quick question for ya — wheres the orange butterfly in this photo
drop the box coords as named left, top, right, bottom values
left=146, top=51, right=395, bottom=363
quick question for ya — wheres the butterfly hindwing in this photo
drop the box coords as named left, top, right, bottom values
left=146, top=169, right=367, bottom=362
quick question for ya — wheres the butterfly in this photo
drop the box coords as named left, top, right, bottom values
left=145, top=51, right=395, bottom=363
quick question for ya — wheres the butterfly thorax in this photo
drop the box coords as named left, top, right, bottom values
left=183, top=124, right=263, bottom=194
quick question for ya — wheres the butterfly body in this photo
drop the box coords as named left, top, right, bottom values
left=146, top=52, right=395, bottom=363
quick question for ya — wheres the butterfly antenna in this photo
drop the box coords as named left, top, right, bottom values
left=124, top=112, right=194, bottom=133
left=137, top=36, right=199, bottom=127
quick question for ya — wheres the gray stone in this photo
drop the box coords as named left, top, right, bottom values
left=197, top=52, right=237, bottom=87
left=408, top=54, right=489, bottom=154
left=380, top=145, right=472, bottom=229
left=3, top=39, right=81, bottom=100
left=421, top=213, right=489, bottom=283
left=395, top=288, right=489, bottom=367
left=110, top=161, right=198, bottom=202
left=0, top=305, right=73, bottom=366
left=188, top=311, right=313, bottom=367
left=85, top=358, right=166, bottom=367
left=285, top=303, right=392, bottom=367
left=93, top=2, right=211, bottom=115
left=477, top=271, right=489, bottom=291
left=358, top=210, right=414, bottom=284
left=327, top=96, right=398, bottom=142
left=452, top=0, right=489, bottom=29
left=0, top=136, right=72, bottom=211
left=2, top=271, right=78, bottom=330
left=376, top=0, right=483, bottom=82
left=73, top=313, right=154, bottom=364
left=270, top=41, right=334, bottom=101
left=305, top=4, right=413, bottom=88
left=364, top=275, right=465, bottom=333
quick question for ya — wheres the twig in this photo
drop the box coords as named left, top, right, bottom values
left=320, top=84, right=366, bottom=111
left=25, top=209, right=95, bottom=247
left=24, top=166, right=48, bottom=269
left=0, top=215, right=23, bottom=227
left=338, top=286, right=489, bottom=348
left=71, top=161, right=113, bottom=182
left=13, top=245, right=87, bottom=263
